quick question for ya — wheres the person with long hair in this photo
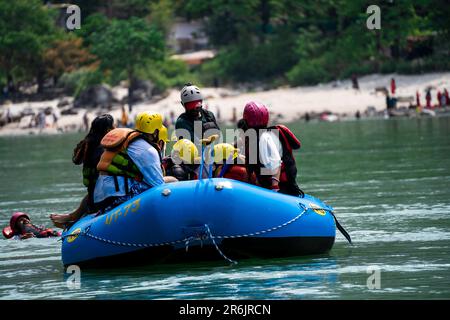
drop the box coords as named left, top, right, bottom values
left=50, top=114, right=115, bottom=228
left=93, top=111, right=168, bottom=212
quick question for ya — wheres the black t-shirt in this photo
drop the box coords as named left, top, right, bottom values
left=175, top=109, right=220, bottom=142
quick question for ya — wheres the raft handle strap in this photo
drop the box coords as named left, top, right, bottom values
left=113, top=175, right=119, bottom=192
left=204, top=224, right=237, bottom=265
left=124, top=176, right=129, bottom=195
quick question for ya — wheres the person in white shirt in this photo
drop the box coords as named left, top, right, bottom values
left=238, top=101, right=303, bottom=196
left=258, top=130, right=282, bottom=175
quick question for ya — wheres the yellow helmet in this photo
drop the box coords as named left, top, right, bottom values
left=172, top=139, right=199, bottom=164
left=135, top=111, right=166, bottom=135
left=158, top=125, right=170, bottom=143
left=213, top=143, right=239, bottom=163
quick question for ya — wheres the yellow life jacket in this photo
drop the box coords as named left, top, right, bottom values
left=97, top=128, right=143, bottom=181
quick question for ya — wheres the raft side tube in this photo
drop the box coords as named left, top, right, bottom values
left=62, top=178, right=336, bottom=267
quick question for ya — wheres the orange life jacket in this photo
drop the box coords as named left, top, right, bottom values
left=97, top=128, right=143, bottom=181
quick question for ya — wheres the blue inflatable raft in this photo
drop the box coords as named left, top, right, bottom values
left=61, top=178, right=338, bottom=268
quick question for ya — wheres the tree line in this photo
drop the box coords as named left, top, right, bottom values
left=0, top=0, right=449, bottom=102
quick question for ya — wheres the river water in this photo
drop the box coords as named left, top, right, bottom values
left=0, top=117, right=449, bottom=299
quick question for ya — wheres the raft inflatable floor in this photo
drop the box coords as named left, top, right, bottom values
left=71, top=236, right=335, bottom=269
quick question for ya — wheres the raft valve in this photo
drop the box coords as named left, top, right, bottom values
left=162, top=189, right=171, bottom=196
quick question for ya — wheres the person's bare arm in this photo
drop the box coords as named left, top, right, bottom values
left=270, top=167, right=281, bottom=191
left=163, top=176, right=179, bottom=183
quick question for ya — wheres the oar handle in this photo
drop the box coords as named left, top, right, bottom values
left=199, top=134, right=219, bottom=180
left=200, top=134, right=219, bottom=146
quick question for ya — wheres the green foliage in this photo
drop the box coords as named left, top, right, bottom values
left=1, top=0, right=449, bottom=94
left=217, top=38, right=296, bottom=82
left=43, top=36, right=96, bottom=80
left=75, top=13, right=110, bottom=48
left=286, top=59, right=329, bottom=86
left=87, top=17, right=166, bottom=106
left=108, top=0, right=153, bottom=18
left=181, top=0, right=450, bottom=86
left=148, top=0, right=175, bottom=37
left=49, top=0, right=104, bottom=20
left=181, top=0, right=304, bottom=84
left=90, top=17, right=165, bottom=76
left=422, top=0, right=450, bottom=40
left=59, top=68, right=104, bottom=97
left=138, top=58, right=198, bottom=92
left=197, top=58, right=225, bottom=86
left=0, top=0, right=58, bottom=83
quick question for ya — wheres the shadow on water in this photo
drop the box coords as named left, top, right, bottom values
left=68, top=254, right=340, bottom=300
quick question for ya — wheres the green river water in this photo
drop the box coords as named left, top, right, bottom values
left=0, top=117, right=449, bottom=299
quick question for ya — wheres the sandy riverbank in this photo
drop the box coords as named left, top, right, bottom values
left=1, top=72, right=449, bottom=136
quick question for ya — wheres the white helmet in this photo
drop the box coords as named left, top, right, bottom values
left=180, top=83, right=203, bottom=105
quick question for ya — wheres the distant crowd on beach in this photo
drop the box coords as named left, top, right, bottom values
left=371, top=77, right=450, bottom=116
left=417, top=87, right=450, bottom=109
left=351, top=75, right=450, bottom=110
left=0, top=103, right=61, bottom=131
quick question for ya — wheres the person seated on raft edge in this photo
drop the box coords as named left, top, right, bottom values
left=93, top=111, right=177, bottom=213
left=50, top=114, right=116, bottom=229
left=212, top=143, right=257, bottom=184
left=3, top=212, right=60, bottom=240
left=238, top=101, right=304, bottom=197
left=163, top=138, right=200, bottom=181
left=175, top=83, right=220, bottom=143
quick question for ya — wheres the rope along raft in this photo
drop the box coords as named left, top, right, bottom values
left=61, top=204, right=333, bottom=263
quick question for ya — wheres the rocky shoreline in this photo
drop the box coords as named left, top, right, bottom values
left=1, top=72, right=449, bottom=137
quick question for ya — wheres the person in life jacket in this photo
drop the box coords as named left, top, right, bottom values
left=175, top=83, right=220, bottom=143
left=3, top=212, right=61, bottom=240
left=212, top=143, right=257, bottom=184
left=163, top=139, right=200, bottom=181
left=50, top=114, right=115, bottom=229
left=93, top=111, right=171, bottom=212
left=238, top=101, right=303, bottom=197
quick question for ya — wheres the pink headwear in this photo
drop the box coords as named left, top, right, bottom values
left=243, top=101, right=269, bottom=128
